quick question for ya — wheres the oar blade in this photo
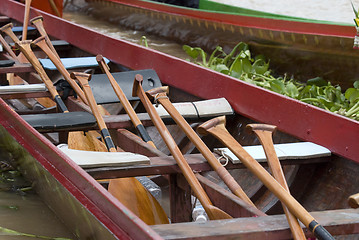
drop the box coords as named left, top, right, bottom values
left=206, top=205, right=232, bottom=220
left=108, top=178, right=169, bottom=225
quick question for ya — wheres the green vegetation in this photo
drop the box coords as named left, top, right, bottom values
left=183, top=42, right=359, bottom=121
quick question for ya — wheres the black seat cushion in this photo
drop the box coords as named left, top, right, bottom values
left=22, top=111, right=97, bottom=132
left=89, top=69, right=162, bottom=104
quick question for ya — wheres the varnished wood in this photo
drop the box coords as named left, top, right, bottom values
left=348, top=193, right=359, bottom=209
left=71, top=72, right=169, bottom=225
left=133, top=74, right=232, bottom=220
left=30, top=16, right=61, bottom=59
left=32, top=36, right=88, bottom=104
left=96, top=54, right=156, bottom=148
left=247, top=123, right=306, bottom=240
left=0, top=23, right=55, bottom=108
left=22, top=0, right=32, bottom=40
left=152, top=209, right=359, bottom=239
left=197, top=116, right=334, bottom=240
left=15, top=40, right=65, bottom=111
left=146, top=87, right=256, bottom=208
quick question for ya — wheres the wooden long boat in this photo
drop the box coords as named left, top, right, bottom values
left=1, top=0, right=359, bottom=239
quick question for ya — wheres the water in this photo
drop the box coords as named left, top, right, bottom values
left=0, top=191, right=75, bottom=240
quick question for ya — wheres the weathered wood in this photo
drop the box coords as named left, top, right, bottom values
left=151, top=209, right=359, bottom=239
left=86, top=154, right=330, bottom=179
left=169, top=174, right=192, bottom=223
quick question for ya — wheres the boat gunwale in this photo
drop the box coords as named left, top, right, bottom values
left=0, top=97, right=163, bottom=239
left=86, top=0, right=356, bottom=38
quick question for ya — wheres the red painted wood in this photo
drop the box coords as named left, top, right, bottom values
left=1, top=0, right=358, bottom=162
left=0, top=97, right=162, bottom=239
left=101, top=0, right=356, bottom=38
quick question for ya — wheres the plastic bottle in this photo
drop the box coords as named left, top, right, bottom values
left=192, top=197, right=208, bottom=222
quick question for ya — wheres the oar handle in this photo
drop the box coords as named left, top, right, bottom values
left=247, top=124, right=306, bottom=240
left=0, top=35, right=18, bottom=60
left=96, top=55, right=156, bottom=148
left=71, top=72, right=116, bottom=152
left=15, top=40, right=68, bottom=113
left=197, top=116, right=334, bottom=240
left=146, top=87, right=256, bottom=208
left=32, top=36, right=88, bottom=104
left=30, top=16, right=61, bottom=59
left=133, top=74, right=231, bottom=220
left=0, top=23, right=20, bottom=43
left=22, top=0, right=33, bottom=40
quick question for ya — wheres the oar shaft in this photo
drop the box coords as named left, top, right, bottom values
left=0, top=23, right=29, bottom=63
left=0, top=35, right=18, bottom=60
left=198, top=117, right=334, bottom=240
left=248, top=124, right=306, bottom=240
left=30, top=16, right=61, bottom=59
left=96, top=55, right=156, bottom=148
left=71, top=72, right=116, bottom=152
left=32, top=36, right=88, bottom=104
left=133, top=75, right=231, bottom=220
left=0, top=23, right=20, bottom=43
left=151, top=91, right=255, bottom=207
left=22, top=0, right=33, bottom=40
left=15, top=40, right=68, bottom=112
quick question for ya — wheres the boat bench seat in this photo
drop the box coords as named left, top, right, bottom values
left=89, top=69, right=163, bottom=104
left=214, top=142, right=331, bottom=164
left=39, top=56, right=110, bottom=71
left=21, top=111, right=97, bottom=132
left=11, top=26, right=36, bottom=35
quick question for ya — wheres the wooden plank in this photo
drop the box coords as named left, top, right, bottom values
left=86, top=154, right=331, bottom=179
left=151, top=209, right=359, bottom=239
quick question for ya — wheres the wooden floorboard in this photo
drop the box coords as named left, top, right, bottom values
left=151, top=209, right=359, bottom=239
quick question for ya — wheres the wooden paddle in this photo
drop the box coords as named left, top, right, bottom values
left=145, top=87, right=256, bottom=208
left=30, top=16, right=60, bottom=59
left=0, top=23, right=29, bottom=64
left=96, top=54, right=156, bottom=149
left=348, top=193, right=359, bottom=208
left=0, top=34, right=18, bottom=60
left=15, top=40, right=68, bottom=112
left=133, top=74, right=232, bottom=220
left=197, top=116, right=334, bottom=240
left=247, top=124, right=306, bottom=240
left=48, top=0, right=61, bottom=17
left=22, top=0, right=33, bottom=40
left=70, top=72, right=169, bottom=225
left=30, top=32, right=110, bottom=150
left=32, top=36, right=88, bottom=104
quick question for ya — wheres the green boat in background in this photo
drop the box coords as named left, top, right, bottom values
left=198, top=0, right=352, bottom=25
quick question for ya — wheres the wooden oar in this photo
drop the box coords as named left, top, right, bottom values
left=96, top=54, right=156, bottom=148
left=32, top=36, right=88, bottom=104
left=30, top=16, right=60, bottom=59
left=48, top=0, right=61, bottom=17
left=197, top=116, right=334, bottom=240
left=15, top=40, right=68, bottom=112
left=145, top=87, right=256, bottom=207
left=31, top=34, right=108, bottom=149
left=70, top=72, right=169, bottom=225
left=247, top=124, right=306, bottom=240
left=133, top=74, right=232, bottom=220
left=0, top=34, right=18, bottom=60
left=348, top=193, right=359, bottom=208
left=22, top=0, right=33, bottom=40
left=0, top=23, right=28, bottom=64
